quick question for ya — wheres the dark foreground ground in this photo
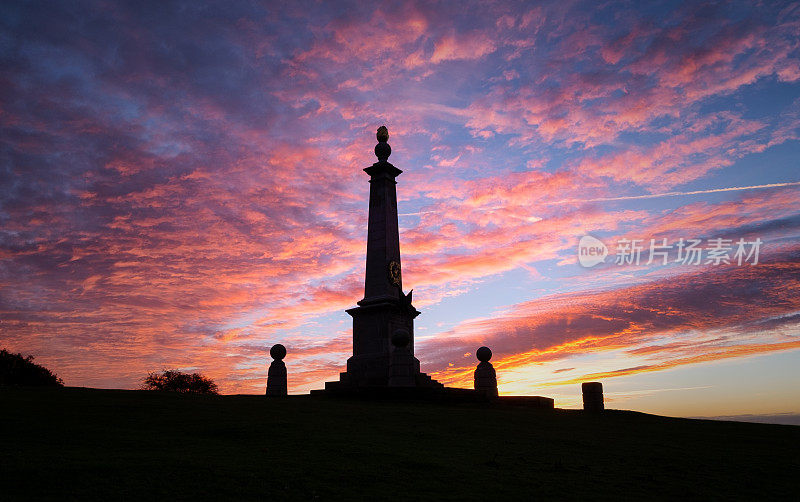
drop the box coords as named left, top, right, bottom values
left=1, top=387, right=798, bottom=500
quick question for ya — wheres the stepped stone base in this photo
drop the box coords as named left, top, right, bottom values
left=312, top=370, right=444, bottom=396
left=310, top=377, right=555, bottom=408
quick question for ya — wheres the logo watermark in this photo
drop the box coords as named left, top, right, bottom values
left=578, top=236, right=762, bottom=268
left=578, top=235, right=608, bottom=267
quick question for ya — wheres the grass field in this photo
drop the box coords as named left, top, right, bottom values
left=2, top=386, right=798, bottom=500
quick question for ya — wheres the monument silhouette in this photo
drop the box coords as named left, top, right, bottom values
left=266, top=344, right=287, bottom=396
left=318, top=126, right=443, bottom=394
left=312, top=126, right=553, bottom=407
left=473, top=346, right=498, bottom=398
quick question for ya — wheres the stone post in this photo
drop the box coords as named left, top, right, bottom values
left=388, top=329, right=415, bottom=387
left=266, top=344, right=287, bottom=397
left=473, top=346, right=498, bottom=399
left=582, top=381, right=604, bottom=412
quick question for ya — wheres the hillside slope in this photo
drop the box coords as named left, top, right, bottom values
left=1, top=387, right=797, bottom=500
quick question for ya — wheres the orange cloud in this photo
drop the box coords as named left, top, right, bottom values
left=424, top=252, right=800, bottom=390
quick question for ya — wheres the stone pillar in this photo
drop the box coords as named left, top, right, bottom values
left=582, top=381, right=604, bottom=412
left=473, top=346, right=498, bottom=399
left=388, top=329, right=415, bottom=387
left=266, top=344, right=287, bottom=397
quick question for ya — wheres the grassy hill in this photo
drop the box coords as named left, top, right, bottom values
left=2, top=386, right=797, bottom=500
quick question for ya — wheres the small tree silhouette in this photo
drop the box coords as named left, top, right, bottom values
left=142, top=369, right=218, bottom=394
left=0, top=349, right=64, bottom=387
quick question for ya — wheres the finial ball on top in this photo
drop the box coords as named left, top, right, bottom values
left=476, top=346, right=492, bottom=362
left=270, top=343, right=286, bottom=361
left=376, top=125, right=389, bottom=143
left=374, top=125, right=391, bottom=161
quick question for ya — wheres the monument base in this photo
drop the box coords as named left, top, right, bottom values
left=316, top=367, right=444, bottom=394
left=309, top=384, right=555, bottom=408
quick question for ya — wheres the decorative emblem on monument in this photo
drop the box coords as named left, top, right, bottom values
left=388, top=260, right=402, bottom=287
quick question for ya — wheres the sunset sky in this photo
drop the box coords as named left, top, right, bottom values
left=2, top=0, right=799, bottom=417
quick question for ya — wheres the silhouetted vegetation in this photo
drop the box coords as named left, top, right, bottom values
left=0, top=349, right=64, bottom=387
left=142, top=369, right=218, bottom=394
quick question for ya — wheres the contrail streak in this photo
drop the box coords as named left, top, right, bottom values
left=399, top=180, right=800, bottom=216
left=552, top=181, right=800, bottom=204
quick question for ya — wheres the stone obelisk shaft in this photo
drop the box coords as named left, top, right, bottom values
left=362, top=161, right=403, bottom=302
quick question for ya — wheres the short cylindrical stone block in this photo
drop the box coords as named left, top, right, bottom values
left=266, top=344, right=287, bottom=397
left=582, top=381, right=604, bottom=412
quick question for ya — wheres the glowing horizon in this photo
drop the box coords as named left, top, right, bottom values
left=1, top=0, right=799, bottom=417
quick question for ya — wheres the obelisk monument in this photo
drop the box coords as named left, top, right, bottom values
left=313, top=127, right=554, bottom=407
left=323, top=126, right=442, bottom=391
